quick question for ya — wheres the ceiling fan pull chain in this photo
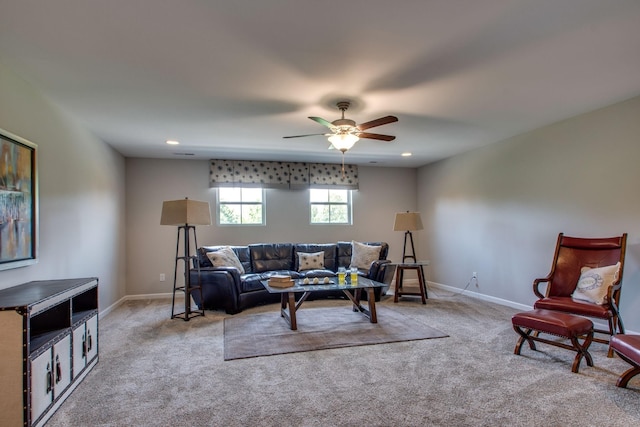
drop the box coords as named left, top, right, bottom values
left=341, top=153, right=346, bottom=179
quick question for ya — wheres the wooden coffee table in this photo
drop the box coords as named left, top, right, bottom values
left=261, top=277, right=386, bottom=330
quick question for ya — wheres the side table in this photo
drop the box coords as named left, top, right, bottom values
left=393, top=261, right=429, bottom=304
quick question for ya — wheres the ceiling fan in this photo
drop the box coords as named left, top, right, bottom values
left=284, top=101, right=398, bottom=153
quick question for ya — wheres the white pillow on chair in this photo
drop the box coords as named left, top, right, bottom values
left=571, top=262, right=620, bottom=305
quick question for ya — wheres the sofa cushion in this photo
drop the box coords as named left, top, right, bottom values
left=297, top=251, right=325, bottom=271
left=571, top=262, right=620, bottom=305
left=205, top=246, right=245, bottom=274
left=350, top=241, right=382, bottom=270
left=294, top=243, right=337, bottom=271
left=198, top=245, right=251, bottom=273
left=250, top=243, right=294, bottom=273
left=338, top=241, right=388, bottom=268
left=534, top=296, right=613, bottom=318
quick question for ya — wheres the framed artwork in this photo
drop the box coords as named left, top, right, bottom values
left=0, top=128, right=38, bottom=270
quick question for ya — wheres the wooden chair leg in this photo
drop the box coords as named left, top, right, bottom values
left=612, top=350, right=640, bottom=388
left=617, top=366, right=640, bottom=388
left=513, top=326, right=536, bottom=354
left=606, top=316, right=623, bottom=358
left=570, top=332, right=593, bottom=373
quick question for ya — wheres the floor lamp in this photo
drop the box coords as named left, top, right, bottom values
left=161, top=198, right=211, bottom=321
left=393, top=211, right=424, bottom=263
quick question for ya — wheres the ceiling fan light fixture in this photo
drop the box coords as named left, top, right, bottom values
left=328, top=133, right=359, bottom=152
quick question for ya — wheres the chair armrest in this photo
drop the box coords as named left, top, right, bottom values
left=532, top=276, right=552, bottom=299
left=606, top=278, right=623, bottom=306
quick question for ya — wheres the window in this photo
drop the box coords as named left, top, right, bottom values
left=310, top=189, right=352, bottom=224
left=217, top=187, right=265, bottom=225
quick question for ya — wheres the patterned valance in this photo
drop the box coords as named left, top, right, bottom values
left=209, top=160, right=358, bottom=190
left=309, top=163, right=358, bottom=189
left=288, top=162, right=310, bottom=190
left=209, top=160, right=289, bottom=189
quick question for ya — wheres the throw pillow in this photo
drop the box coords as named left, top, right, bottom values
left=571, top=262, right=621, bottom=305
left=205, top=246, right=245, bottom=274
left=297, top=251, right=325, bottom=271
left=349, top=241, right=381, bottom=270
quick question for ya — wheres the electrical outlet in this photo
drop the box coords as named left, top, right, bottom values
left=160, top=273, right=166, bottom=282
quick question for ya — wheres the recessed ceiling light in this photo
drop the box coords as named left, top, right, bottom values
left=401, top=152, right=412, bottom=157
left=166, top=140, right=180, bottom=145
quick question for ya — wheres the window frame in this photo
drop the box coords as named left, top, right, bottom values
left=309, top=188, right=352, bottom=225
left=216, top=187, right=266, bottom=226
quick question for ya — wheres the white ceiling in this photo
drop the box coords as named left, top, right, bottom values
left=1, top=0, right=639, bottom=168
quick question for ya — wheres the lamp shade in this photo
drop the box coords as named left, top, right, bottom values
left=328, top=133, right=359, bottom=151
left=160, top=198, right=211, bottom=226
left=393, top=211, right=423, bottom=231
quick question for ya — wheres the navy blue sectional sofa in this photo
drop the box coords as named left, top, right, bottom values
left=189, top=241, right=392, bottom=314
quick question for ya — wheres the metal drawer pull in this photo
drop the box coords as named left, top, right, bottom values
left=82, top=333, right=87, bottom=358
left=55, top=355, right=62, bottom=384
left=87, top=330, right=93, bottom=352
left=46, top=363, right=52, bottom=393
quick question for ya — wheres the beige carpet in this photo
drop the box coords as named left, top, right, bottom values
left=224, top=305, right=448, bottom=360
left=45, top=294, right=640, bottom=426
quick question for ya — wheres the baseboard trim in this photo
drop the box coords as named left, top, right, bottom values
left=426, top=281, right=532, bottom=311
left=99, top=293, right=182, bottom=319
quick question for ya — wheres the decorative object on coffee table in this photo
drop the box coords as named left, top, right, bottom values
left=268, top=274, right=294, bottom=288
left=160, top=197, right=211, bottom=321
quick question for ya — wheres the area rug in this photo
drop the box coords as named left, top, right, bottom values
left=224, top=305, right=448, bottom=360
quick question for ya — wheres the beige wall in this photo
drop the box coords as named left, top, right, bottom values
left=417, top=95, right=640, bottom=331
left=0, top=62, right=126, bottom=312
left=125, top=158, right=417, bottom=296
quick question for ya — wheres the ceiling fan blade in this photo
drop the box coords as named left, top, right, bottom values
left=309, top=116, right=337, bottom=130
left=358, top=132, right=396, bottom=141
left=283, top=133, right=329, bottom=139
left=357, top=115, right=398, bottom=131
